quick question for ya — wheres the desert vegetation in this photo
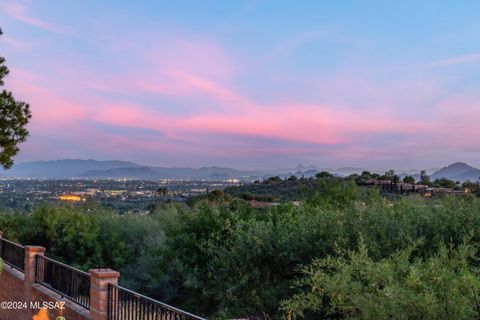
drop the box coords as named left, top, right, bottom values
left=2, top=177, right=480, bottom=319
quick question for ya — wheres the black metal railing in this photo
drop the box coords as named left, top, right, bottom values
left=108, top=284, right=206, bottom=320
left=0, top=237, right=25, bottom=272
left=35, top=255, right=90, bottom=309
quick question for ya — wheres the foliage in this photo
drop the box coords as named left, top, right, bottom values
left=140, top=193, right=480, bottom=318
left=156, top=201, right=348, bottom=318
left=3, top=194, right=480, bottom=318
left=223, top=175, right=361, bottom=203
left=0, top=204, right=165, bottom=271
left=282, top=242, right=480, bottom=320
left=432, top=177, right=459, bottom=189
left=316, top=171, right=334, bottom=179
left=463, top=181, right=480, bottom=196
left=403, top=175, right=415, bottom=184
left=354, top=171, right=380, bottom=186
left=0, top=28, right=31, bottom=169
left=420, top=170, right=430, bottom=185
left=305, top=178, right=360, bottom=209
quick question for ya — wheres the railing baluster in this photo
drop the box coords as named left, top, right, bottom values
left=34, top=255, right=90, bottom=309
left=0, top=238, right=25, bottom=272
left=107, top=284, right=205, bottom=320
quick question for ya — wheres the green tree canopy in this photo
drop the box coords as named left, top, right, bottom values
left=0, top=28, right=31, bottom=169
left=315, top=171, right=334, bottom=179
left=432, top=177, right=458, bottom=189
left=420, top=169, right=430, bottom=185
left=403, top=175, right=415, bottom=184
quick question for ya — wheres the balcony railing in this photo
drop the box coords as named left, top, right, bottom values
left=0, top=234, right=205, bottom=319
left=35, top=255, right=91, bottom=309
left=108, top=284, right=206, bottom=320
left=0, top=237, right=25, bottom=272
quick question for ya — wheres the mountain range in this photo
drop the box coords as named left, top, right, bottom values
left=0, top=159, right=141, bottom=178
left=0, top=159, right=264, bottom=180
left=0, top=159, right=479, bottom=181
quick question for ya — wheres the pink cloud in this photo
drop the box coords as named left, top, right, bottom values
left=147, top=38, right=235, bottom=79
left=1, top=35, right=29, bottom=50
left=416, top=53, right=480, bottom=68
left=7, top=30, right=480, bottom=164
left=8, top=60, right=467, bottom=163
left=6, top=68, right=91, bottom=133
left=88, top=97, right=435, bottom=148
left=42, top=38, right=238, bottom=107
left=4, top=1, right=67, bottom=34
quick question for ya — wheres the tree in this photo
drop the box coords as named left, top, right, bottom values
left=383, top=170, right=400, bottom=184
left=403, top=175, right=415, bottom=184
left=392, top=174, right=400, bottom=184
left=0, top=28, right=31, bottom=169
left=384, top=170, right=395, bottom=181
left=315, top=171, right=334, bottom=179
left=431, top=178, right=457, bottom=189
left=356, top=171, right=373, bottom=186
left=346, top=173, right=359, bottom=181
left=264, top=176, right=282, bottom=184
left=282, top=243, right=480, bottom=320
left=420, top=170, right=430, bottom=185
left=207, top=189, right=231, bottom=202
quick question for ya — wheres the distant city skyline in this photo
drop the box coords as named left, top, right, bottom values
left=1, top=1, right=480, bottom=170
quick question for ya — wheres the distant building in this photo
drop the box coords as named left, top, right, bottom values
left=425, top=187, right=466, bottom=196
left=59, top=194, right=83, bottom=202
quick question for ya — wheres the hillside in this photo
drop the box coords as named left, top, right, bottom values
left=431, top=162, right=480, bottom=181
left=1, top=159, right=141, bottom=178
left=452, top=169, right=480, bottom=182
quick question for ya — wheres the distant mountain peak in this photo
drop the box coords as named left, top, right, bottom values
left=448, top=162, right=471, bottom=167
left=2, top=159, right=142, bottom=178
left=432, top=162, right=480, bottom=182
left=0, top=159, right=267, bottom=179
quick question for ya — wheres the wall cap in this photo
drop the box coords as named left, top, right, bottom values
left=24, top=245, right=46, bottom=253
left=89, top=268, right=120, bottom=279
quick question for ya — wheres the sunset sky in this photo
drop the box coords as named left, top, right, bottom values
left=1, top=0, right=480, bottom=170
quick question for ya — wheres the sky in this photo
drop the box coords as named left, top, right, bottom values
left=1, top=0, right=480, bottom=170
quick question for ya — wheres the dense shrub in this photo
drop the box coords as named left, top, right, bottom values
left=282, top=242, right=480, bottom=320
left=2, top=193, right=480, bottom=318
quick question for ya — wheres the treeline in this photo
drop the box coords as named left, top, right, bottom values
left=220, top=173, right=361, bottom=203
left=2, top=180, right=480, bottom=318
left=221, top=171, right=480, bottom=203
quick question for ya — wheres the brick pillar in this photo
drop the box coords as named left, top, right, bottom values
left=24, top=245, right=46, bottom=286
left=90, top=269, right=120, bottom=320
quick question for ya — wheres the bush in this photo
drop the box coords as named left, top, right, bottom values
left=3, top=195, right=480, bottom=318
left=282, top=242, right=480, bottom=320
